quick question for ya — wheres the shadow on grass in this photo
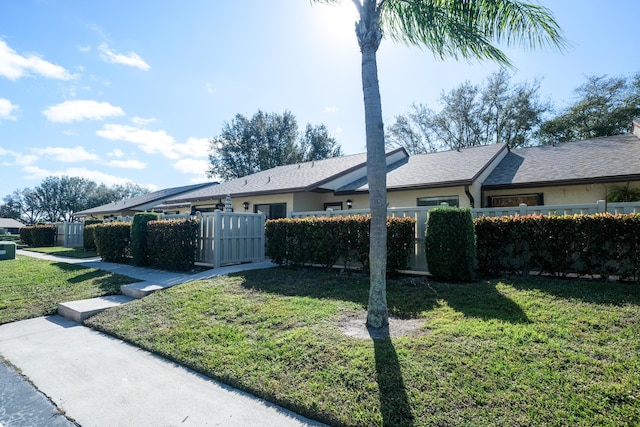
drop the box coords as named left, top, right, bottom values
left=238, top=267, right=530, bottom=324
left=52, top=262, right=134, bottom=292
left=372, top=335, right=415, bottom=427
left=506, top=275, right=640, bottom=306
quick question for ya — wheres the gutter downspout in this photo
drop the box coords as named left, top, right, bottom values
left=464, top=185, right=475, bottom=207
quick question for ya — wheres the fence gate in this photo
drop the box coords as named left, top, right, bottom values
left=56, top=222, right=84, bottom=248
left=195, top=211, right=266, bottom=268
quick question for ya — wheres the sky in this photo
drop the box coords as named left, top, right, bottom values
left=0, top=0, right=638, bottom=201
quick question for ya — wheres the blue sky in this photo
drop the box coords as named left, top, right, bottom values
left=0, top=1, right=637, bottom=201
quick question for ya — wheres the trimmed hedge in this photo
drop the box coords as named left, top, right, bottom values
left=425, top=207, right=476, bottom=281
left=147, top=219, right=198, bottom=271
left=475, top=213, right=640, bottom=281
left=131, top=212, right=160, bottom=266
left=265, top=215, right=415, bottom=274
left=19, top=225, right=55, bottom=247
left=83, top=219, right=103, bottom=251
left=90, top=222, right=132, bottom=263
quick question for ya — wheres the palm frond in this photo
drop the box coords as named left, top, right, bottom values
left=380, top=0, right=566, bottom=65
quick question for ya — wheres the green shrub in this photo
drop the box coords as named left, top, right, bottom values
left=91, top=222, right=132, bottom=263
left=130, top=212, right=160, bottom=266
left=265, top=215, right=415, bottom=274
left=425, top=207, right=476, bottom=281
left=474, top=213, right=640, bottom=281
left=20, top=225, right=56, bottom=247
left=147, top=219, right=198, bottom=271
left=83, top=219, right=103, bottom=251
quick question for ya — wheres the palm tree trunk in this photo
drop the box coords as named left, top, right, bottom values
left=357, top=3, right=388, bottom=329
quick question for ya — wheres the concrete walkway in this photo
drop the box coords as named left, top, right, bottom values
left=1, top=251, right=325, bottom=427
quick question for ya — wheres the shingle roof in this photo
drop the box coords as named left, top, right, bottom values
left=75, top=182, right=218, bottom=216
left=483, top=133, right=640, bottom=189
left=0, top=218, right=24, bottom=229
left=167, top=152, right=374, bottom=203
left=338, top=143, right=508, bottom=193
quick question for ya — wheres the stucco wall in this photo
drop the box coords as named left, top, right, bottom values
left=483, top=181, right=640, bottom=206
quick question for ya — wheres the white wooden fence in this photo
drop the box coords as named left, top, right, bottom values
left=56, top=211, right=266, bottom=268
left=289, top=200, right=640, bottom=272
left=55, top=222, right=84, bottom=248
left=194, top=211, right=266, bottom=268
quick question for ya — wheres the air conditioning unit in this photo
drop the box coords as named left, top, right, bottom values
left=0, top=241, right=16, bottom=260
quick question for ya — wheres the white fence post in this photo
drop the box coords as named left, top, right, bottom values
left=597, top=200, right=606, bottom=213
left=213, top=210, right=222, bottom=269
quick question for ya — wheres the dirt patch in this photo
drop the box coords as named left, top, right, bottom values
left=337, top=310, right=428, bottom=339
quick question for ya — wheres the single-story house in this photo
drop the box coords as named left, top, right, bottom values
left=74, top=182, right=219, bottom=219
left=81, top=120, right=640, bottom=219
left=164, top=119, right=640, bottom=218
left=0, top=218, right=25, bottom=234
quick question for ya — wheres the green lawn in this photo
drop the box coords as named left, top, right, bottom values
left=85, top=268, right=640, bottom=426
left=24, top=246, right=98, bottom=258
left=0, top=256, right=137, bottom=324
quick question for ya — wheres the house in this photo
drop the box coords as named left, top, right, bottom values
left=483, top=120, right=640, bottom=207
left=82, top=120, right=640, bottom=219
left=74, top=182, right=219, bottom=219
left=0, top=218, right=24, bottom=234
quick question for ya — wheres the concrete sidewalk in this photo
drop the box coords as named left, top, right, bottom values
left=2, top=251, right=324, bottom=426
left=0, top=316, right=325, bottom=427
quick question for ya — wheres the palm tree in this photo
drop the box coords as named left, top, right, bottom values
left=312, top=0, right=566, bottom=329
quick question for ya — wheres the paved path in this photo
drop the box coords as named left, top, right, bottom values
left=1, top=251, right=325, bottom=427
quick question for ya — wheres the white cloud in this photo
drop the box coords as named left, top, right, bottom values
left=173, top=158, right=208, bottom=175
left=78, top=45, right=91, bottom=53
left=0, top=39, right=75, bottom=80
left=0, top=98, right=18, bottom=120
left=96, top=124, right=178, bottom=158
left=205, top=83, right=215, bottom=94
left=107, top=159, right=146, bottom=169
left=43, top=100, right=125, bottom=123
left=324, top=106, right=340, bottom=114
left=22, top=164, right=135, bottom=187
left=172, top=137, right=210, bottom=158
left=39, top=146, right=99, bottom=163
left=98, top=44, right=150, bottom=71
left=108, top=149, right=124, bottom=157
left=130, top=116, right=156, bottom=126
left=0, top=147, right=38, bottom=166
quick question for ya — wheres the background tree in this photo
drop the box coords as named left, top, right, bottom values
left=539, top=72, right=640, bottom=143
left=1, top=177, right=149, bottom=224
left=313, top=0, right=565, bottom=329
left=207, top=110, right=342, bottom=181
left=386, top=69, right=549, bottom=153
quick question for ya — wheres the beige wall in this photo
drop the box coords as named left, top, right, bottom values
left=484, top=181, right=640, bottom=206
left=191, top=194, right=295, bottom=214
left=387, top=186, right=471, bottom=208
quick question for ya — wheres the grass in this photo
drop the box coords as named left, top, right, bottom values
left=0, top=256, right=137, bottom=325
left=23, top=246, right=98, bottom=259
left=84, top=268, right=640, bottom=426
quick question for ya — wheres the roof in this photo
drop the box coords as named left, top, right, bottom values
left=337, top=143, right=508, bottom=193
left=483, top=133, right=640, bottom=189
left=167, top=152, right=380, bottom=203
left=75, top=182, right=218, bottom=216
left=0, top=218, right=24, bottom=229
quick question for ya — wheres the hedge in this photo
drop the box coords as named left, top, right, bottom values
left=90, top=222, right=132, bottom=263
left=265, top=215, right=415, bottom=274
left=19, top=225, right=55, bottom=247
left=147, top=219, right=198, bottom=271
left=83, top=219, right=103, bottom=251
left=425, top=207, right=476, bottom=281
left=475, top=213, right=640, bottom=281
left=131, top=212, right=160, bottom=266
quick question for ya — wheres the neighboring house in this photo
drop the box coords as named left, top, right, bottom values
left=74, top=182, right=219, bottom=219
left=84, top=120, right=640, bottom=219
left=0, top=218, right=24, bottom=234
left=483, top=120, right=640, bottom=207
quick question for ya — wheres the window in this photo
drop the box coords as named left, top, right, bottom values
left=323, top=202, right=343, bottom=210
left=254, top=203, right=287, bottom=219
left=488, top=193, right=543, bottom=208
left=417, top=196, right=459, bottom=207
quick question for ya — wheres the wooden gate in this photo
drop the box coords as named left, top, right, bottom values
left=195, top=211, right=266, bottom=268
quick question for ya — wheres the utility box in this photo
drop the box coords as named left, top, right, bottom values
left=0, top=241, right=16, bottom=260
